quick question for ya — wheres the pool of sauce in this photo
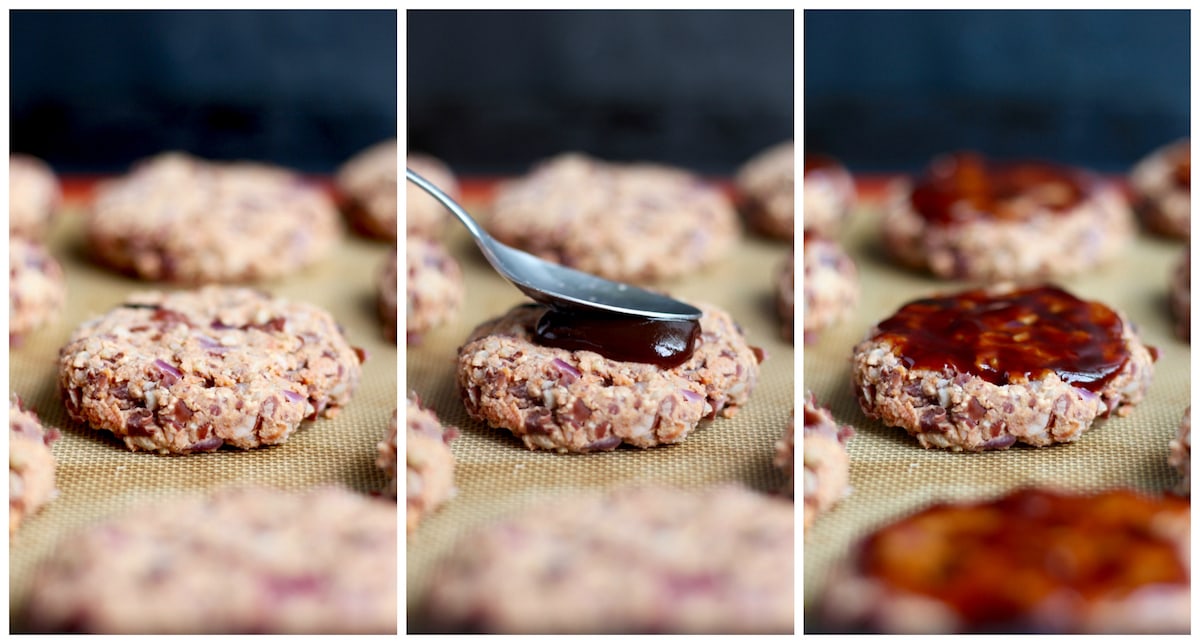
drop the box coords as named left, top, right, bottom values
left=909, top=152, right=1094, bottom=225
left=873, top=285, right=1128, bottom=391
left=856, top=488, right=1190, bottom=630
left=533, top=307, right=701, bottom=369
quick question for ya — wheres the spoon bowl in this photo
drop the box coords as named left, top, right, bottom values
left=406, top=168, right=702, bottom=320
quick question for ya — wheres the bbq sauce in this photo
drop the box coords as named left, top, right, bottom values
left=873, top=285, right=1129, bottom=392
left=909, top=152, right=1093, bottom=225
left=857, top=489, right=1190, bottom=630
left=533, top=308, right=701, bottom=369
left=1175, top=155, right=1191, bottom=190
left=1168, top=142, right=1190, bottom=190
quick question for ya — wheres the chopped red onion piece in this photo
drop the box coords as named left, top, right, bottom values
left=264, top=573, right=325, bottom=598
left=583, top=435, right=622, bottom=451
left=680, top=388, right=704, bottom=402
left=188, top=436, right=224, bottom=452
left=981, top=434, right=1017, bottom=450
left=153, top=359, right=183, bottom=379
left=551, top=358, right=581, bottom=378
left=282, top=390, right=305, bottom=403
left=196, top=334, right=231, bottom=353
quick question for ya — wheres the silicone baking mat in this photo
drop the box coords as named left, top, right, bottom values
left=7, top=181, right=398, bottom=631
left=801, top=179, right=1190, bottom=631
left=403, top=181, right=796, bottom=631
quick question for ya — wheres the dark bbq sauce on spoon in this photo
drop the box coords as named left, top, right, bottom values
left=533, top=308, right=701, bottom=369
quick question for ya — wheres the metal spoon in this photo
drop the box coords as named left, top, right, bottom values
left=406, top=168, right=702, bottom=321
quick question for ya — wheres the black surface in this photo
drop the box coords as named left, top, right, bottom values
left=408, top=9, right=795, bottom=175
left=805, top=10, right=1190, bottom=173
left=11, top=9, right=397, bottom=173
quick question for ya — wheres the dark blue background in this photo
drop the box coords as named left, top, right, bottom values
left=408, top=10, right=795, bottom=175
left=10, top=10, right=397, bottom=173
left=805, top=10, right=1190, bottom=173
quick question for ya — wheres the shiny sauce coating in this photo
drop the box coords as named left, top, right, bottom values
left=857, top=488, right=1190, bottom=630
left=909, top=152, right=1094, bottom=224
left=533, top=308, right=701, bottom=369
left=873, top=285, right=1128, bottom=391
left=1168, top=141, right=1190, bottom=190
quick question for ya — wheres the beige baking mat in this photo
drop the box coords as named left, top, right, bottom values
left=7, top=193, right=397, bottom=630
left=801, top=185, right=1191, bottom=631
left=403, top=186, right=796, bottom=630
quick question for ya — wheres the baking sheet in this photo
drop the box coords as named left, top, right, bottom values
left=801, top=179, right=1190, bottom=631
left=7, top=183, right=398, bottom=630
left=403, top=181, right=796, bottom=630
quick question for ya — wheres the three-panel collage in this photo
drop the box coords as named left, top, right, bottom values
left=4, top=7, right=1191, bottom=636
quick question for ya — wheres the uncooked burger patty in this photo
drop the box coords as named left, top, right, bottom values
left=852, top=284, right=1155, bottom=452
left=9, top=396, right=59, bottom=534
left=456, top=302, right=763, bottom=453
left=405, top=236, right=463, bottom=345
left=9, top=237, right=66, bottom=346
left=57, top=286, right=364, bottom=454
left=1130, top=138, right=1189, bottom=238
left=803, top=153, right=855, bottom=237
left=9, top=154, right=60, bottom=240
left=87, top=152, right=340, bottom=283
left=24, top=486, right=396, bottom=633
left=337, top=138, right=398, bottom=240
left=804, top=230, right=858, bottom=344
left=882, top=152, right=1132, bottom=280
left=819, top=487, right=1190, bottom=633
left=405, top=394, right=457, bottom=532
left=803, top=391, right=853, bottom=528
left=736, top=139, right=795, bottom=239
left=420, top=484, right=793, bottom=634
left=487, top=153, right=739, bottom=283
left=406, top=152, right=459, bottom=238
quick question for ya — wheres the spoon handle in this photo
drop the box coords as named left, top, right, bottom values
left=405, top=168, right=493, bottom=246
left=404, top=167, right=702, bottom=321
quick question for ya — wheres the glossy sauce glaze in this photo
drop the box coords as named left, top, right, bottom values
left=873, top=285, right=1128, bottom=391
left=909, top=152, right=1095, bottom=225
left=533, top=307, right=701, bottom=369
left=856, top=488, right=1190, bottom=630
left=1168, top=141, right=1190, bottom=190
